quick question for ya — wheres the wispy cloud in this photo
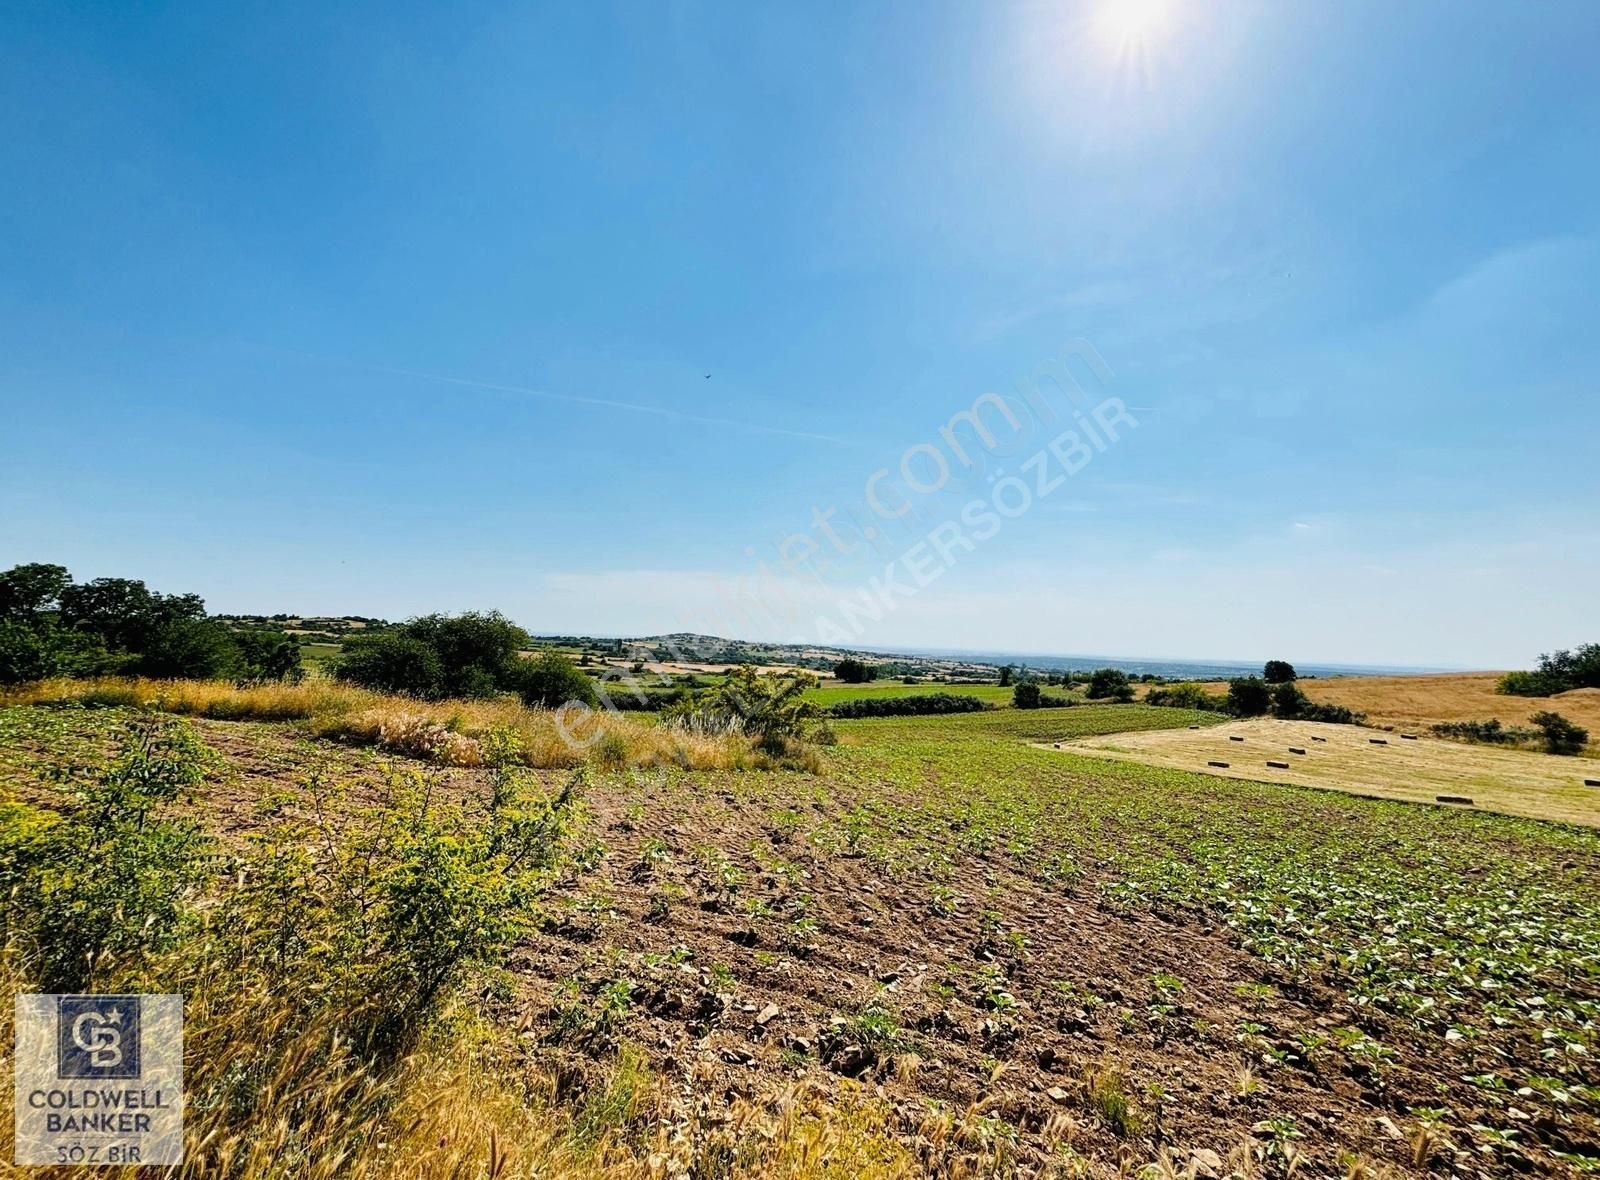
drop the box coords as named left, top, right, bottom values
left=366, top=364, right=847, bottom=445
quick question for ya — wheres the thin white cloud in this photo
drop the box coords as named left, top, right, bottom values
left=367, top=364, right=847, bottom=445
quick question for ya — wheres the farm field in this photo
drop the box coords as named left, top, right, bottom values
left=1063, top=716, right=1600, bottom=827
left=3, top=693, right=1599, bottom=1177
left=1170, top=673, right=1600, bottom=742
left=1299, top=672, right=1600, bottom=737
left=806, top=681, right=1018, bottom=707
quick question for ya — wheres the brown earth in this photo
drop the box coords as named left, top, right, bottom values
left=6, top=714, right=1583, bottom=1177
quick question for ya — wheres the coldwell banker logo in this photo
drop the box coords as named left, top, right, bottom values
left=13, top=994, right=183, bottom=1166
left=58, top=996, right=141, bottom=1079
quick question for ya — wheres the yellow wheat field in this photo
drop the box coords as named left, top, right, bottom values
left=1298, top=671, right=1600, bottom=737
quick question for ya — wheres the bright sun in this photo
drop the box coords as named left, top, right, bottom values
left=1092, top=0, right=1175, bottom=55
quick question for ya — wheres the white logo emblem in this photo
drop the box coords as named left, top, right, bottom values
left=70, top=1007, right=125, bottom=1069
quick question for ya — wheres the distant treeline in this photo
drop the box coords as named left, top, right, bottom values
left=828, top=693, right=992, bottom=719
left=1145, top=664, right=1361, bottom=723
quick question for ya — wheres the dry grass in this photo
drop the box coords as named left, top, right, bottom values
left=1057, top=717, right=1600, bottom=826
left=0, top=678, right=746, bottom=771
left=0, top=954, right=925, bottom=1180
left=1298, top=671, right=1600, bottom=738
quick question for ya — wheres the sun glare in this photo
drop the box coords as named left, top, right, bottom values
left=1093, top=0, right=1175, bottom=56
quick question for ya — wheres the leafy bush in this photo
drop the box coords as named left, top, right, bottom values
left=511, top=651, right=600, bottom=710
left=833, top=658, right=878, bottom=683
left=337, top=631, right=447, bottom=698
left=1497, top=669, right=1565, bottom=697
left=1013, top=682, right=1071, bottom=710
left=1146, top=683, right=1226, bottom=711
left=1263, top=660, right=1297, bottom=684
left=1498, top=644, right=1600, bottom=696
left=1268, top=681, right=1308, bottom=718
left=403, top=611, right=531, bottom=697
left=1, top=715, right=581, bottom=1067
left=1431, top=718, right=1527, bottom=745
left=232, top=628, right=304, bottom=681
left=336, top=611, right=529, bottom=700
left=1226, top=676, right=1272, bottom=717
left=135, top=617, right=246, bottom=679
left=0, top=620, right=62, bottom=685
left=828, top=692, right=992, bottom=718
left=1297, top=701, right=1362, bottom=724
left=672, top=667, right=820, bottom=751
left=1532, top=711, right=1589, bottom=755
left=1543, top=645, right=1600, bottom=689
left=0, top=717, right=212, bottom=992
left=1085, top=667, right=1134, bottom=702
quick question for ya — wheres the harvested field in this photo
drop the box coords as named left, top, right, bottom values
left=1061, top=716, right=1600, bottom=826
left=1299, top=672, right=1600, bottom=738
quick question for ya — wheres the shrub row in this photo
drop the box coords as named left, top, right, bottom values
left=828, top=692, right=992, bottom=719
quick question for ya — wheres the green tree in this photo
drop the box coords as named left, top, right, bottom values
left=233, top=629, right=303, bottom=682
left=1263, top=660, right=1297, bottom=684
left=1497, top=644, right=1600, bottom=696
left=1086, top=667, right=1134, bottom=702
left=403, top=611, right=530, bottom=698
left=0, top=562, right=71, bottom=621
left=1012, top=682, right=1043, bottom=709
left=511, top=651, right=599, bottom=710
left=1497, top=669, right=1561, bottom=697
left=336, top=632, right=446, bottom=698
left=997, top=664, right=1016, bottom=687
left=1226, top=676, right=1272, bottom=717
left=833, top=658, right=877, bottom=684
left=0, top=621, right=59, bottom=685
left=135, top=618, right=244, bottom=680
left=1269, top=681, right=1309, bottom=718
left=58, top=577, right=206, bottom=653
left=1538, top=645, right=1600, bottom=691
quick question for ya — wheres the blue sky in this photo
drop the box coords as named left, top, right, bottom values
left=2, top=0, right=1596, bottom=667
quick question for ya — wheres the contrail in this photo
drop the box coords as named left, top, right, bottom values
left=369, top=364, right=846, bottom=444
